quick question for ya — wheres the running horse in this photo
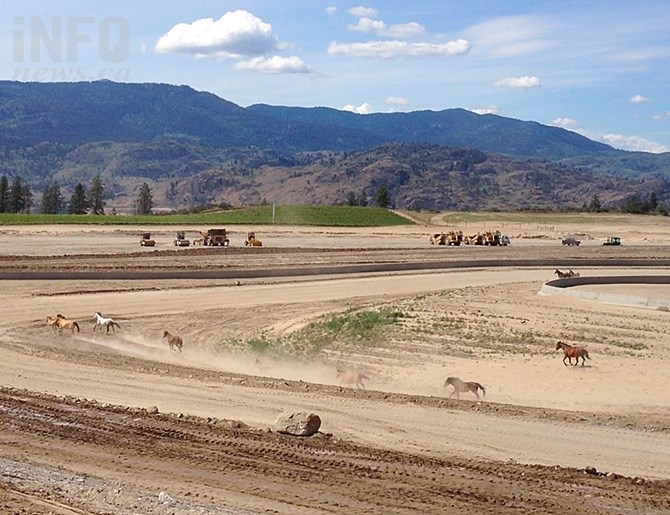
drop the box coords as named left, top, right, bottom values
left=163, top=330, right=183, bottom=352
left=93, top=312, right=121, bottom=334
left=444, top=377, right=486, bottom=400
left=554, top=269, right=571, bottom=279
left=556, top=341, right=591, bottom=366
left=55, top=314, right=80, bottom=334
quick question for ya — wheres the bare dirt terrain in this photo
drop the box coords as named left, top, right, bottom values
left=1, top=215, right=670, bottom=514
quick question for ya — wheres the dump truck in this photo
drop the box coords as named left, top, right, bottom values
left=201, top=228, right=230, bottom=246
left=174, top=231, right=190, bottom=247
left=140, top=232, right=156, bottom=247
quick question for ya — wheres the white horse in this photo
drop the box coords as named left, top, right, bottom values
left=93, top=312, right=120, bottom=334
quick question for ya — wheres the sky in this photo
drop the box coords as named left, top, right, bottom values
left=2, top=1, right=670, bottom=153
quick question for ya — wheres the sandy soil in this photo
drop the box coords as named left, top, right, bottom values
left=1, top=216, right=670, bottom=514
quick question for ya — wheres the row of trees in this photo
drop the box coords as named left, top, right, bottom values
left=0, top=175, right=154, bottom=215
left=582, top=192, right=667, bottom=215
left=345, top=186, right=391, bottom=208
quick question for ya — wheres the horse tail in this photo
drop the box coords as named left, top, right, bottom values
left=585, top=350, right=590, bottom=360
left=477, top=383, right=486, bottom=397
left=113, top=321, right=121, bottom=329
left=74, top=321, right=80, bottom=332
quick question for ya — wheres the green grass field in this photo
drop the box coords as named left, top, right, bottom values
left=0, top=205, right=414, bottom=227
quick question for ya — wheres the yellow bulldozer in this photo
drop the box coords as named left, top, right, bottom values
left=245, top=231, right=263, bottom=247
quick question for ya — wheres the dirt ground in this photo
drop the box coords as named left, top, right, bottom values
left=1, top=215, right=670, bottom=514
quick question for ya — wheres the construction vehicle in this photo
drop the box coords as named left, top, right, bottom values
left=603, top=236, right=621, bottom=246
left=562, top=237, right=581, bottom=246
left=201, top=228, right=230, bottom=246
left=429, top=230, right=463, bottom=246
left=245, top=231, right=263, bottom=247
left=140, top=232, right=156, bottom=247
left=174, top=231, right=190, bottom=247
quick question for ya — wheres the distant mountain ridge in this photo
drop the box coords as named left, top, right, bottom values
left=245, top=104, right=613, bottom=161
left=0, top=80, right=668, bottom=212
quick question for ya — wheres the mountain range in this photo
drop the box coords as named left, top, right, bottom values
left=0, top=80, right=668, bottom=212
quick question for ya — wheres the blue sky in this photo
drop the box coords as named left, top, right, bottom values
left=2, top=1, right=669, bottom=153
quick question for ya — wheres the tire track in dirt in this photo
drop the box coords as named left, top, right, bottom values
left=1, top=388, right=669, bottom=515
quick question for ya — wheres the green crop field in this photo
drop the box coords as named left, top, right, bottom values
left=0, top=205, right=414, bottom=227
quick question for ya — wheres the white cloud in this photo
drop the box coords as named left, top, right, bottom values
left=234, top=56, right=314, bottom=74
left=328, top=39, right=470, bottom=58
left=550, top=118, right=668, bottom=153
left=493, top=76, right=541, bottom=89
left=155, top=10, right=278, bottom=58
left=471, top=106, right=499, bottom=115
left=325, top=6, right=337, bottom=15
left=630, top=94, right=648, bottom=104
left=551, top=117, right=578, bottom=129
left=342, top=102, right=373, bottom=114
left=464, top=15, right=555, bottom=57
left=602, top=134, right=668, bottom=153
left=348, top=18, right=426, bottom=39
left=348, top=6, right=378, bottom=18
left=386, top=96, right=408, bottom=106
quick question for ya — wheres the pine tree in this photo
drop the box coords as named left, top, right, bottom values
left=88, top=175, right=105, bottom=215
left=68, top=183, right=89, bottom=214
left=0, top=175, right=8, bottom=213
left=346, top=191, right=357, bottom=206
left=41, top=182, right=63, bottom=214
left=8, top=175, right=32, bottom=213
left=375, top=186, right=391, bottom=208
left=135, top=182, right=153, bottom=215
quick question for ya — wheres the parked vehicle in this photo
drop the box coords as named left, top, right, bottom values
left=200, top=228, right=230, bottom=246
left=140, top=232, right=156, bottom=247
left=603, top=236, right=621, bottom=246
left=561, top=237, right=581, bottom=246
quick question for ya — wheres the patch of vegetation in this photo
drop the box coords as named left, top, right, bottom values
left=0, top=205, right=414, bottom=227
left=246, top=337, right=271, bottom=353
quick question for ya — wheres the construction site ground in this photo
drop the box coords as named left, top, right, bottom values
left=1, top=217, right=670, bottom=514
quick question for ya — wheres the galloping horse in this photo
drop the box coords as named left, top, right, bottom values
left=93, top=312, right=120, bottom=334
left=336, top=369, right=369, bottom=389
left=556, top=341, right=590, bottom=366
left=554, top=269, right=571, bottom=279
left=163, top=330, right=183, bottom=352
left=55, top=314, right=80, bottom=334
left=444, top=377, right=486, bottom=400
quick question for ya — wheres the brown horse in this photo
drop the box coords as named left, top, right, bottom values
left=554, top=269, right=571, bottom=279
left=444, top=377, right=486, bottom=400
left=163, top=330, right=183, bottom=352
left=55, top=314, right=80, bottom=334
left=556, top=341, right=590, bottom=366
left=336, top=368, right=369, bottom=389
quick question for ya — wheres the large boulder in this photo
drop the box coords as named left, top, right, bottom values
left=274, top=412, right=321, bottom=436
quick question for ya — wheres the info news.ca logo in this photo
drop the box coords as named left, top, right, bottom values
left=12, top=16, right=131, bottom=81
